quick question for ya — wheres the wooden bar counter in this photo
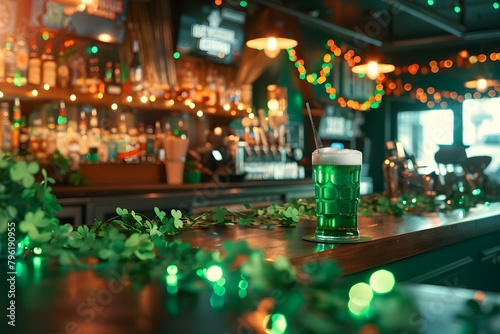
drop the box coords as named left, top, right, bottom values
left=177, top=202, right=500, bottom=291
left=2, top=203, right=500, bottom=334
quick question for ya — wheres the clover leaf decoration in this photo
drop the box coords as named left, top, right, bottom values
left=10, top=160, right=40, bottom=188
left=213, top=207, right=229, bottom=223
left=171, top=209, right=184, bottom=228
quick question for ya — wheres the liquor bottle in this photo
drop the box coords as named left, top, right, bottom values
left=41, top=40, right=57, bottom=88
left=87, top=108, right=100, bottom=163
left=104, top=61, right=113, bottom=83
left=104, top=61, right=121, bottom=95
left=3, top=35, right=16, bottom=83
left=137, top=122, right=147, bottom=161
left=28, top=36, right=41, bottom=86
left=11, top=97, right=22, bottom=155
left=98, top=129, right=109, bottom=163
left=13, top=35, right=29, bottom=86
left=78, top=110, right=89, bottom=160
left=0, top=102, right=12, bottom=152
left=29, top=116, right=45, bottom=161
left=56, top=101, right=68, bottom=156
left=18, top=117, right=29, bottom=156
left=57, top=100, right=68, bottom=131
left=87, top=56, right=101, bottom=94
left=108, top=127, right=119, bottom=162
left=114, top=63, right=121, bottom=84
left=116, top=112, right=129, bottom=160
left=45, top=114, right=57, bottom=156
left=145, top=124, right=156, bottom=163
left=129, top=39, right=143, bottom=93
left=57, top=44, right=70, bottom=89
left=0, top=37, right=5, bottom=82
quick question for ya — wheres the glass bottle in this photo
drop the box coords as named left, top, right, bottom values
left=116, top=112, right=129, bottom=160
left=41, top=40, right=57, bottom=88
left=29, top=116, right=44, bottom=160
left=87, top=56, right=101, bottom=94
left=56, top=101, right=68, bottom=156
left=45, top=114, right=57, bottom=156
left=154, top=120, right=165, bottom=161
left=57, top=44, right=70, bottom=89
left=78, top=110, right=89, bottom=160
left=14, top=35, right=29, bottom=86
left=3, top=35, right=16, bottom=83
left=0, top=37, right=5, bottom=82
left=11, top=97, right=22, bottom=155
left=104, top=61, right=113, bottom=83
left=87, top=108, right=101, bottom=163
left=114, top=63, right=121, bottom=84
left=145, top=124, right=156, bottom=163
left=0, top=102, right=12, bottom=152
left=18, top=117, right=29, bottom=157
left=129, top=39, right=143, bottom=93
left=137, top=122, right=147, bottom=161
left=28, top=36, right=41, bottom=86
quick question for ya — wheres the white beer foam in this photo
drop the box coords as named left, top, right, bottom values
left=312, top=148, right=362, bottom=165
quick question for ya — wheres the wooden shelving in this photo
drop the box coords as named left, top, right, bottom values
left=0, top=84, right=248, bottom=117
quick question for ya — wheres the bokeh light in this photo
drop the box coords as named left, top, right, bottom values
left=369, top=269, right=396, bottom=294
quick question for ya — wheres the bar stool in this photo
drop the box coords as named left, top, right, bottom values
left=434, top=145, right=468, bottom=193
left=462, top=155, right=492, bottom=191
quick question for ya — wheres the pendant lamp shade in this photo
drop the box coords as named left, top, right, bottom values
left=464, top=78, right=499, bottom=92
left=245, top=11, right=298, bottom=59
left=351, top=46, right=394, bottom=80
left=352, top=61, right=395, bottom=80
left=246, top=36, right=297, bottom=58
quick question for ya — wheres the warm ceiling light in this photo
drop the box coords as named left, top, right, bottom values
left=464, top=78, right=499, bottom=92
left=246, top=36, right=297, bottom=58
left=352, top=61, right=395, bottom=80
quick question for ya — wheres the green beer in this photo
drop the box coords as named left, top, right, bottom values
left=312, top=148, right=362, bottom=240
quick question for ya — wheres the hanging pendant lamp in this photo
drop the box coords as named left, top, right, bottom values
left=464, top=78, right=499, bottom=92
left=246, top=10, right=298, bottom=59
left=351, top=46, right=394, bottom=80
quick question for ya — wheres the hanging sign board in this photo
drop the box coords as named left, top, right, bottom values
left=176, top=0, right=246, bottom=65
left=28, top=0, right=129, bottom=44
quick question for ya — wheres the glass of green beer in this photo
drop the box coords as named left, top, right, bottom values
left=312, top=147, right=362, bottom=240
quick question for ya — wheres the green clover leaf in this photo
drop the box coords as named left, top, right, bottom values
left=116, top=207, right=129, bottom=216
left=213, top=207, right=229, bottom=223
left=10, top=160, right=39, bottom=188
left=283, top=207, right=300, bottom=223
left=155, top=207, right=166, bottom=221
left=171, top=209, right=183, bottom=228
left=23, top=210, right=53, bottom=228
left=130, top=211, right=143, bottom=223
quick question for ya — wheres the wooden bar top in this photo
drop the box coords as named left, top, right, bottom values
left=174, top=203, right=500, bottom=275
left=2, top=204, right=500, bottom=334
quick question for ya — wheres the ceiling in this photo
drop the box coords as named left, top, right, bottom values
left=251, top=0, right=500, bottom=56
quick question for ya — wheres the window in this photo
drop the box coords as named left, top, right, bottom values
left=463, top=98, right=500, bottom=180
left=397, top=109, right=454, bottom=170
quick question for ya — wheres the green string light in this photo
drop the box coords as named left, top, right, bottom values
left=454, top=6, right=461, bottom=13
left=494, top=2, right=500, bottom=9
left=427, top=0, right=434, bottom=5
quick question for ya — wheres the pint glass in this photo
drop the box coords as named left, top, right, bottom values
left=312, top=148, right=362, bottom=240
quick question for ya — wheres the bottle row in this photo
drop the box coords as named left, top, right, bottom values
left=0, top=33, right=129, bottom=96
left=0, top=98, right=182, bottom=165
left=0, top=33, right=253, bottom=113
